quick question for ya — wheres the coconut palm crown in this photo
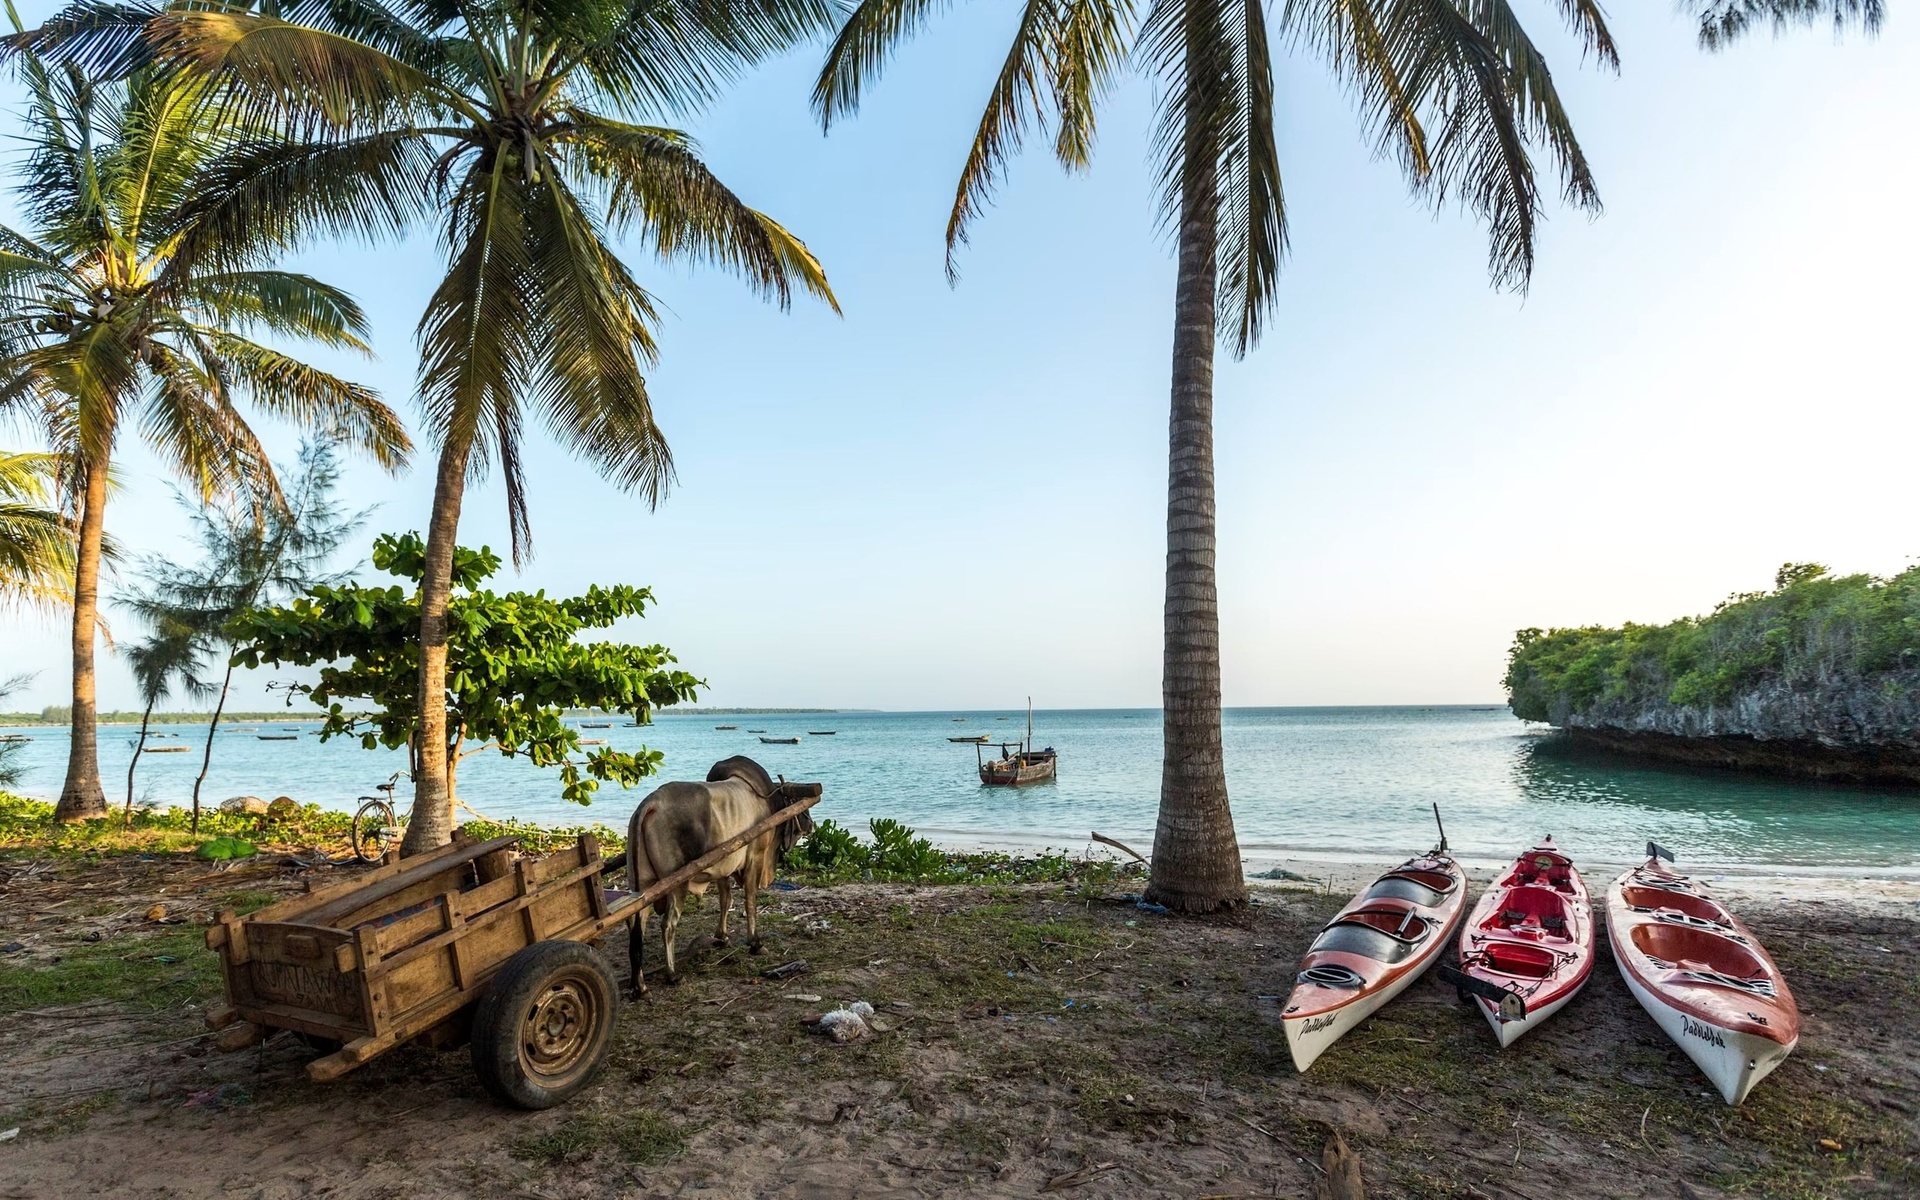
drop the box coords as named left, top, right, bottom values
left=0, top=39, right=411, bottom=822
left=17, top=0, right=841, bottom=848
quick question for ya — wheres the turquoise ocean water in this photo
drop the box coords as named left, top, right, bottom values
left=4, top=707, right=1917, bottom=868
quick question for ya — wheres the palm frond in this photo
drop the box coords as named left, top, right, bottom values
left=813, top=0, right=955, bottom=129
left=565, top=111, right=838, bottom=312
left=184, top=270, right=374, bottom=352
left=188, top=327, right=410, bottom=471
left=572, top=0, right=843, bottom=117
left=0, top=449, right=75, bottom=613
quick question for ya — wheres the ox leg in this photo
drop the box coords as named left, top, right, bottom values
left=627, top=912, right=648, bottom=996
left=661, top=893, right=684, bottom=985
left=746, top=884, right=764, bottom=955
left=713, top=876, right=733, bottom=947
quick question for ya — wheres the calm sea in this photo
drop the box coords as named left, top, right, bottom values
left=4, top=707, right=1917, bottom=869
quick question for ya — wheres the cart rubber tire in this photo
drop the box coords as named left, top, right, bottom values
left=470, top=941, right=620, bottom=1110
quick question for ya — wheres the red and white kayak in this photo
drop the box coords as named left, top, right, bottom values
left=1454, top=837, right=1595, bottom=1047
left=1605, top=848, right=1800, bottom=1106
left=1282, top=846, right=1469, bottom=1071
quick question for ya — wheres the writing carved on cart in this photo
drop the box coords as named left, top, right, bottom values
left=252, top=961, right=364, bottom=1017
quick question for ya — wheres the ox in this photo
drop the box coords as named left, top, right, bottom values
left=625, top=756, right=817, bottom=994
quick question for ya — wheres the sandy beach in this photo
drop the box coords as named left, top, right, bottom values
left=2, top=841, right=1914, bottom=1199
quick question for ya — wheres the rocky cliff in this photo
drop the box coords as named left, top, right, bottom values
left=1506, top=564, right=1920, bottom=785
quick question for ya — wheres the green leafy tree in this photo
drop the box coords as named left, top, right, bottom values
left=0, top=39, right=411, bottom=823
left=230, top=532, right=703, bottom=823
left=0, top=449, right=73, bottom=612
left=19, top=0, right=840, bottom=849
left=815, top=0, right=1615, bottom=911
left=128, top=437, right=366, bottom=829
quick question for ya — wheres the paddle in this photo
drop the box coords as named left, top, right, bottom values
left=1438, top=963, right=1528, bottom=1024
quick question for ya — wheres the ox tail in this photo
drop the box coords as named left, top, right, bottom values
left=628, top=802, right=664, bottom=896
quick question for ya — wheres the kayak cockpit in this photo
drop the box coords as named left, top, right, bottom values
left=1363, top=869, right=1457, bottom=907
left=1619, top=886, right=1732, bottom=927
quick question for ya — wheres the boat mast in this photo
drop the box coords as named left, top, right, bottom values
left=1026, top=696, right=1032, bottom=754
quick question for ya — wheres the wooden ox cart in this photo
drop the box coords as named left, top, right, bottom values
left=203, top=788, right=821, bottom=1109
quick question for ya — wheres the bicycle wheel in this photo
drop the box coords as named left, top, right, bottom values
left=350, top=799, right=401, bottom=863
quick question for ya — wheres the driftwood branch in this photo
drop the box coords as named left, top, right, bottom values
left=1090, top=831, right=1148, bottom=864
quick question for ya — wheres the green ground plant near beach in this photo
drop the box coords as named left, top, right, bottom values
left=1507, top=563, right=1920, bottom=721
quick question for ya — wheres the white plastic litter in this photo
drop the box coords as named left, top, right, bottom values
left=817, top=1008, right=870, bottom=1043
left=848, top=1000, right=875, bottom=1020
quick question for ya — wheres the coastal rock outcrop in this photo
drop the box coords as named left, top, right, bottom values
left=1551, top=673, right=1920, bottom=784
left=1506, top=563, right=1920, bottom=785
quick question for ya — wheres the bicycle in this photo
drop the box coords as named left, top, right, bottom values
left=350, top=772, right=408, bottom=863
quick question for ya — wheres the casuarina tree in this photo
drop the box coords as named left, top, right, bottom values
left=127, top=437, right=366, bottom=829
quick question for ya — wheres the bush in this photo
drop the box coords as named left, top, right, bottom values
left=781, top=817, right=1136, bottom=887
left=1505, top=563, right=1920, bottom=722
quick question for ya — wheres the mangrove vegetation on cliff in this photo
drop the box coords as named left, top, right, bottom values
left=1505, top=564, right=1920, bottom=782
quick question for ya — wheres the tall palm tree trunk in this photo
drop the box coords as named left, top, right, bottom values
left=54, top=454, right=111, bottom=822
left=124, top=698, right=155, bottom=827
left=401, top=434, right=474, bottom=855
left=189, top=659, right=234, bottom=832
left=1144, top=147, right=1246, bottom=915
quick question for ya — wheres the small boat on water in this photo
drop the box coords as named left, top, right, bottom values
left=258, top=735, right=299, bottom=742
left=579, top=738, right=608, bottom=746
left=759, top=736, right=800, bottom=745
left=1448, top=836, right=1594, bottom=1047
left=949, top=734, right=990, bottom=743
left=976, top=698, right=1055, bottom=786
left=581, top=722, right=611, bottom=729
left=1281, top=808, right=1467, bottom=1071
left=0, top=734, right=32, bottom=743
left=747, top=729, right=767, bottom=733
left=281, top=727, right=302, bottom=732
left=808, top=731, right=837, bottom=736
left=145, top=744, right=191, bottom=753
left=715, top=725, right=739, bottom=730
left=1606, top=843, right=1800, bottom=1105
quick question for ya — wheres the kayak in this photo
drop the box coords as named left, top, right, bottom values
left=1454, top=837, right=1595, bottom=1047
left=1282, top=844, right=1469, bottom=1071
left=1605, top=846, right=1800, bottom=1105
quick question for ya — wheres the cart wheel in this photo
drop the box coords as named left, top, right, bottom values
left=471, top=941, right=620, bottom=1110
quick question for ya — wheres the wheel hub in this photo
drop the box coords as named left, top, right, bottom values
left=521, top=977, right=597, bottom=1079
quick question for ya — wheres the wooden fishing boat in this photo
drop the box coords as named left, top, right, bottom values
left=715, top=725, right=739, bottom=730
left=146, top=744, right=192, bottom=753
left=1449, top=836, right=1594, bottom=1047
left=808, top=731, right=837, bottom=736
left=759, top=736, right=800, bottom=745
left=581, top=722, right=611, bottom=729
left=579, top=738, right=608, bottom=746
left=975, top=698, right=1056, bottom=786
left=1281, top=810, right=1467, bottom=1071
left=1605, top=844, right=1799, bottom=1105
left=257, top=735, right=299, bottom=742
left=949, top=734, right=990, bottom=743
left=0, top=734, right=32, bottom=743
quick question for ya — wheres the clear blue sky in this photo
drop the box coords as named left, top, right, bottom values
left=1, top=4, right=1913, bottom=713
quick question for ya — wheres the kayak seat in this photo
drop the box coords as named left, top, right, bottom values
left=1630, top=923, right=1767, bottom=981
left=1493, top=886, right=1568, bottom=930
left=1364, top=874, right=1453, bottom=907
left=1312, top=909, right=1432, bottom=964
left=1619, top=886, right=1729, bottom=926
left=1481, top=941, right=1557, bottom=978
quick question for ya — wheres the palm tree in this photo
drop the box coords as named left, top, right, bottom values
left=121, top=621, right=211, bottom=825
left=0, top=449, right=72, bottom=612
left=1685, top=0, right=1883, bottom=47
left=0, top=48, right=412, bottom=823
left=20, top=0, right=842, bottom=851
left=129, top=436, right=364, bottom=829
left=816, top=0, right=1614, bottom=910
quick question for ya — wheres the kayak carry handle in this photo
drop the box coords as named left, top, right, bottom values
left=1646, top=840, right=1674, bottom=863
left=1432, top=803, right=1448, bottom=855
left=1439, top=963, right=1528, bottom=1022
